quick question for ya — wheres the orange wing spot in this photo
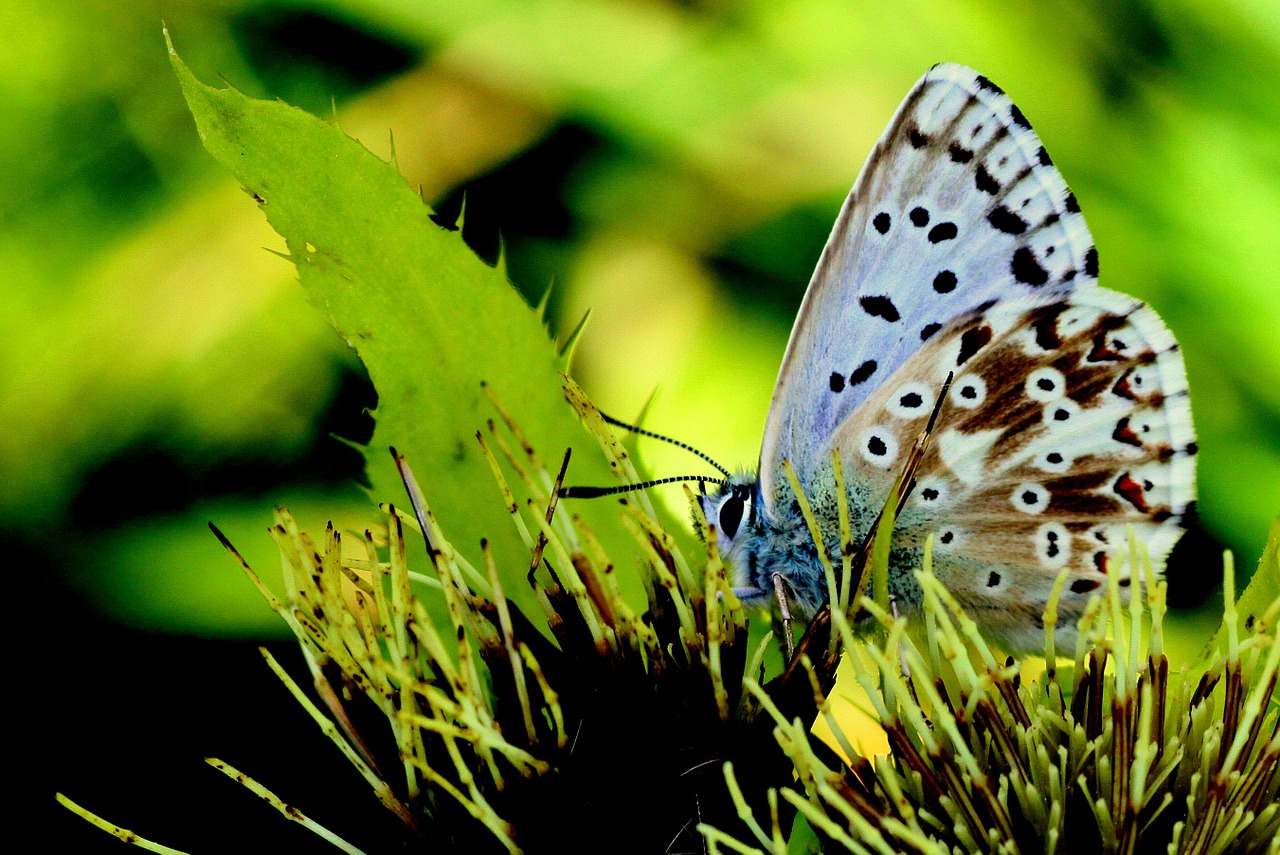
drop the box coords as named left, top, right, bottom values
left=1113, top=473, right=1149, bottom=512
left=1087, top=332, right=1126, bottom=362
left=1112, top=369, right=1136, bottom=399
left=1112, top=417, right=1143, bottom=447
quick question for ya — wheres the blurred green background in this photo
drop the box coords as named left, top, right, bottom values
left=16, top=0, right=1278, bottom=850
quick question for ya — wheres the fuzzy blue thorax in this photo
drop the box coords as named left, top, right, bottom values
left=700, top=467, right=927, bottom=619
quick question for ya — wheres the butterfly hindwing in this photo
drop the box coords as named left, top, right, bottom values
left=829, top=287, right=1195, bottom=648
left=759, top=63, right=1097, bottom=508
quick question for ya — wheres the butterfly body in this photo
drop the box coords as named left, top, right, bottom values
left=700, top=65, right=1195, bottom=652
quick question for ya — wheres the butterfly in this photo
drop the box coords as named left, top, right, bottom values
left=696, top=64, right=1196, bottom=652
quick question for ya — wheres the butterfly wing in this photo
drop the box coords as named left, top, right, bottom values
left=831, top=287, right=1196, bottom=648
left=760, top=63, right=1096, bottom=509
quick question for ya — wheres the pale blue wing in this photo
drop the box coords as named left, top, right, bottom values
left=759, top=63, right=1096, bottom=508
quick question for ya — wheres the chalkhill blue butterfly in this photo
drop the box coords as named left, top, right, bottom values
left=565, top=64, right=1197, bottom=652
left=690, top=64, right=1197, bottom=652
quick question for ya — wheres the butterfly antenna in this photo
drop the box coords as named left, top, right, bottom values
left=893, top=371, right=954, bottom=514
left=597, top=410, right=733, bottom=480
left=559, top=474, right=730, bottom=499
left=923, top=371, right=954, bottom=436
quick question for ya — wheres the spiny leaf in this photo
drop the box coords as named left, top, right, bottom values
left=1208, top=511, right=1280, bottom=656
left=167, top=30, right=640, bottom=619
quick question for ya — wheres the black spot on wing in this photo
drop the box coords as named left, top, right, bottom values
left=859, top=296, right=900, bottom=322
left=1064, top=192, right=1080, bottom=213
left=850, top=360, right=877, bottom=385
left=932, top=270, right=957, bottom=293
left=873, top=212, right=891, bottom=234
left=829, top=372, right=845, bottom=392
left=1012, top=246, right=1049, bottom=285
left=1033, top=313, right=1062, bottom=349
left=974, top=75, right=1004, bottom=95
left=920, top=322, right=942, bottom=342
left=1045, top=530, right=1061, bottom=557
left=949, top=142, right=973, bottom=163
left=1008, top=104, right=1031, bottom=129
left=975, top=164, right=1000, bottom=194
left=956, top=325, right=993, bottom=365
left=988, top=206, right=1029, bottom=234
left=1084, top=246, right=1099, bottom=276
left=928, top=222, right=958, bottom=243
left=908, top=127, right=929, bottom=148
left=1037, top=146, right=1053, bottom=166
left=910, top=207, right=930, bottom=227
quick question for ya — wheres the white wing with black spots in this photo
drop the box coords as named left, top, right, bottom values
left=759, top=63, right=1096, bottom=508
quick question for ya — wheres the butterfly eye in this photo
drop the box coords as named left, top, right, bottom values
left=718, top=492, right=747, bottom=540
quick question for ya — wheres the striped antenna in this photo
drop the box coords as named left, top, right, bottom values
left=559, top=474, right=730, bottom=499
left=597, top=410, right=733, bottom=479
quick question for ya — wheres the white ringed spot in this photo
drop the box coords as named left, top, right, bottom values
left=886, top=382, right=934, bottom=419
left=1035, top=522, right=1071, bottom=570
left=980, top=567, right=1012, bottom=595
left=950, top=374, right=987, bottom=409
left=914, top=476, right=950, bottom=507
left=935, top=527, right=966, bottom=550
left=858, top=426, right=899, bottom=468
left=1026, top=367, right=1066, bottom=402
left=1033, top=448, right=1073, bottom=474
left=1043, top=398, right=1081, bottom=429
left=1011, top=482, right=1050, bottom=514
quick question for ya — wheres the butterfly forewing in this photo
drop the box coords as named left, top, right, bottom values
left=760, top=63, right=1097, bottom=506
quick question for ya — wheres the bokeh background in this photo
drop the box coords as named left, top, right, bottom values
left=14, top=0, right=1277, bottom=850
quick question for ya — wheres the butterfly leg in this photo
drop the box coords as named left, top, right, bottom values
left=771, top=572, right=796, bottom=659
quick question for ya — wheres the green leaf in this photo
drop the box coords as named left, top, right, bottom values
left=1238, top=513, right=1280, bottom=630
left=167, top=30, right=640, bottom=620
left=1201, top=512, right=1280, bottom=661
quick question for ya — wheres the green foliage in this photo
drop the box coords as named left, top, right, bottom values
left=4, top=0, right=1277, bottom=635
left=169, top=34, right=641, bottom=619
left=1202, top=512, right=1280, bottom=662
left=74, top=422, right=1277, bottom=853
left=187, top=401, right=811, bottom=853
